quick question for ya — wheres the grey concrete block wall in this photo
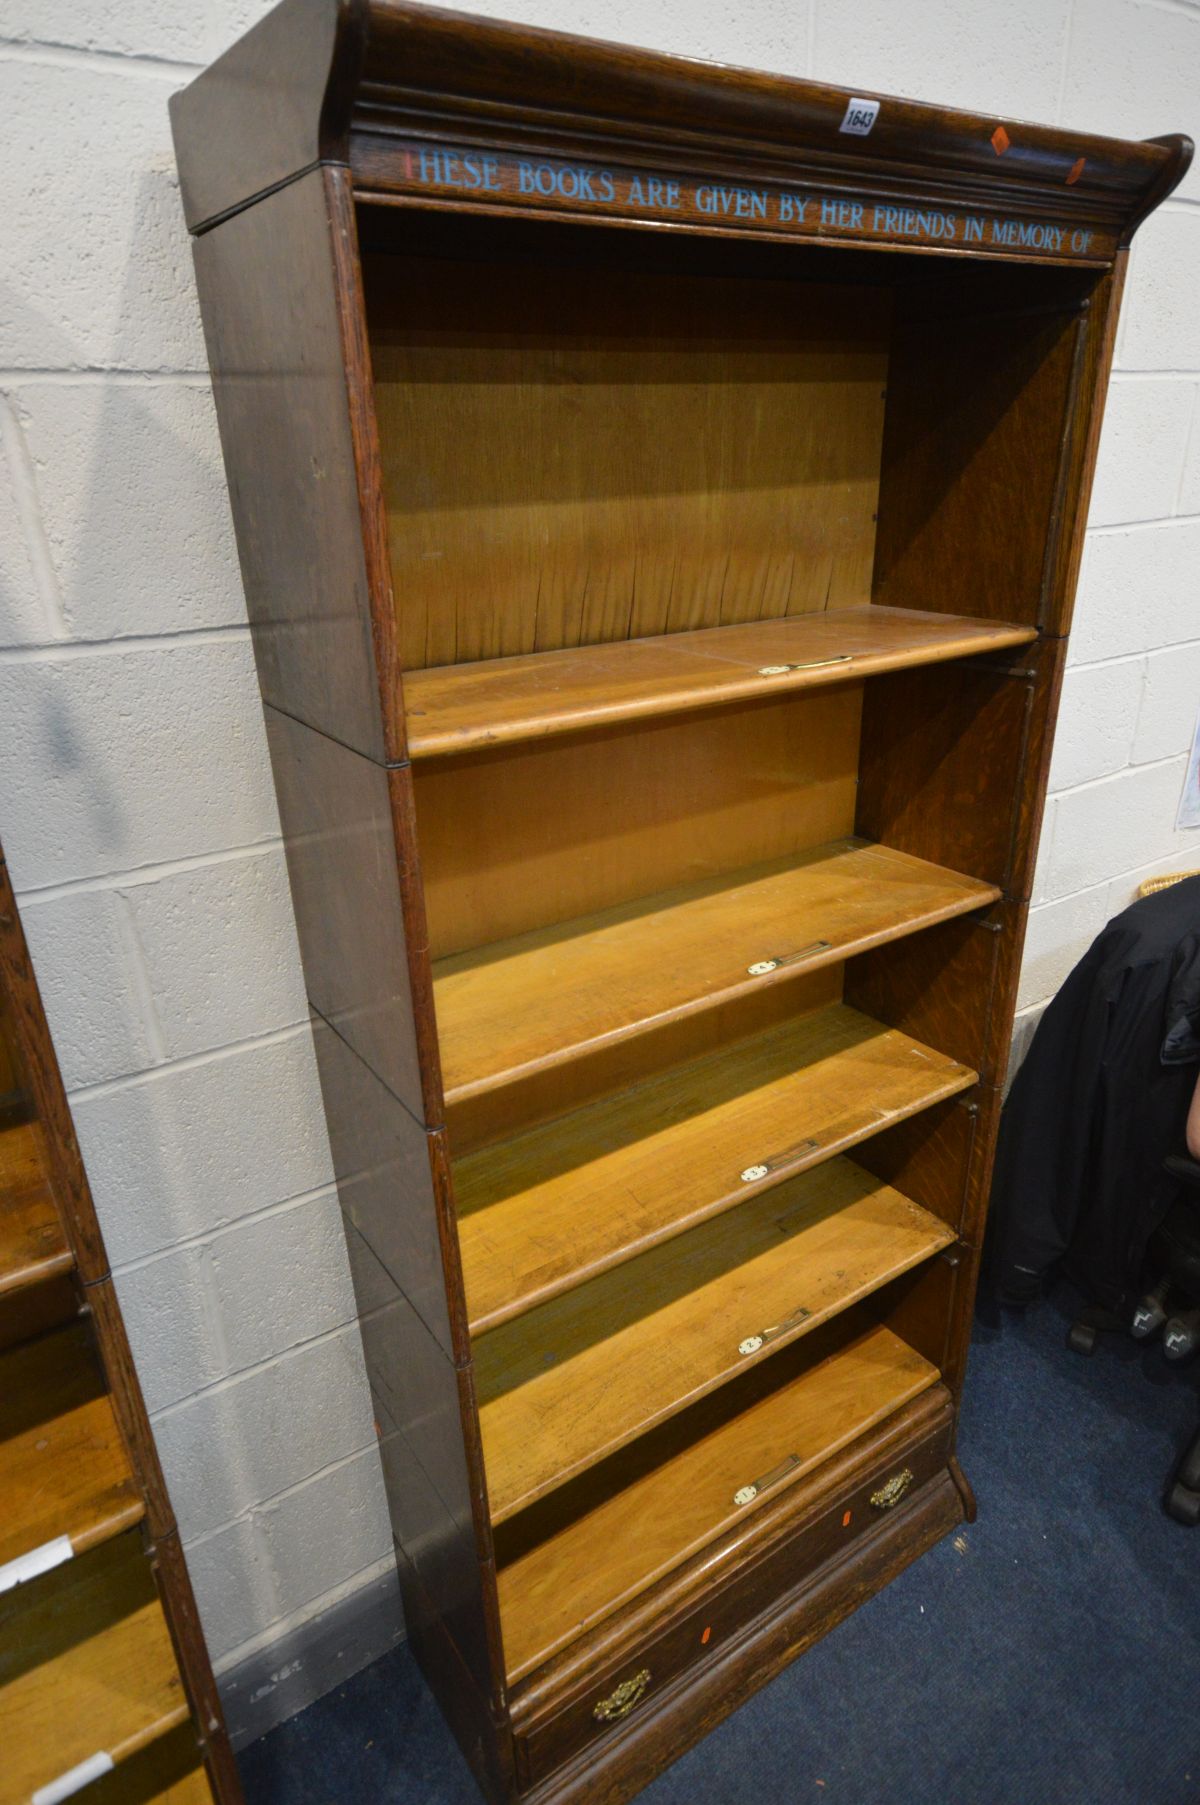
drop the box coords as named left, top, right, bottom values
left=1, top=0, right=1198, bottom=1720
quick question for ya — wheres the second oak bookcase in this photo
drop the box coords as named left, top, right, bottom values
left=170, top=7, right=1190, bottom=1800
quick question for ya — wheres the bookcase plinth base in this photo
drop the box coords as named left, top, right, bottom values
left=518, top=1469, right=964, bottom=1804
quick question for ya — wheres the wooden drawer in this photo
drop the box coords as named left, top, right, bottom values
left=513, top=1398, right=955, bottom=1790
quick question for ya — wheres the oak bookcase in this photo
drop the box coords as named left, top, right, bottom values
left=0, top=843, right=243, bottom=1805
left=171, top=8, right=1189, bottom=1800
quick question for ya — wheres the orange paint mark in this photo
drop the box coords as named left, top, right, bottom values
left=842, top=1510, right=852, bottom=1527
left=701, top=1626, right=712, bottom=1645
left=1067, top=156, right=1086, bottom=185
left=991, top=125, right=1011, bottom=156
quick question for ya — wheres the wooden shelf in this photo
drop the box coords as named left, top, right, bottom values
left=496, top=1322, right=939, bottom=1681
left=0, top=1531, right=190, bottom=1802
left=476, top=1156, right=954, bottom=1524
left=435, top=838, right=998, bottom=1106
left=458, top=1003, right=976, bottom=1334
left=0, top=1117, right=71, bottom=1296
left=403, top=605, right=1037, bottom=758
left=0, top=1323, right=143, bottom=1577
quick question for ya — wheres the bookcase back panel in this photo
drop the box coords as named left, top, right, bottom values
left=415, top=687, right=862, bottom=958
left=368, top=254, right=888, bottom=669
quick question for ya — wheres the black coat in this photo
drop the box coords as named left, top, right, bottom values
left=988, top=876, right=1200, bottom=1309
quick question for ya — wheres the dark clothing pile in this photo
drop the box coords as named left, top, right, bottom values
left=989, top=876, right=1200, bottom=1310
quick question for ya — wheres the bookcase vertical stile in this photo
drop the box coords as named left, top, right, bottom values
left=171, top=10, right=1189, bottom=1798
left=0, top=845, right=243, bottom=1805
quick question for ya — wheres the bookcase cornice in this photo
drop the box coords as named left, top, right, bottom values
left=173, top=0, right=1191, bottom=263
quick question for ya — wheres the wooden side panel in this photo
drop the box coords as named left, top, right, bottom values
left=856, top=658, right=1037, bottom=892
left=856, top=462, right=1076, bottom=1414
left=188, top=169, right=508, bottom=1770
left=846, top=909, right=1011, bottom=1086
left=1, top=862, right=185, bottom=1538
left=874, top=283, right=1086, bottom=628
left=1043, top=259, right=1127, bottom=638
left=358, top=1272, right=497, bottom=1705
left=308, top=1012, right=460, bottom=1362
left=254, top=596, right=503, bottom=1717
left=858, top=639, right=1064, bottom=900
left=169, top=0, right=359, bottom=232
left=877, top=1257, right=960, bottom=1377
left=397, top=1545, right=515, bottom=1805
left=368, top=254, right=887, bottom=669
left=190, top=169, right=397, bottom=761
left=851, top=1094, right=978, bottom=1234
left=265, top=706, right=430, bottom=1122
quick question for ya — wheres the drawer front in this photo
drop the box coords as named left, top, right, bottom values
left=515, top=1408, right=954, bottom=1789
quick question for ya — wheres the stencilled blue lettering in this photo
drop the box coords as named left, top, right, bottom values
left=696, top=183, right=768, bottom=218
left=820, top=198, right=865, bottom=230
left=870, top=203, right=957, bottom=242
left=409, top=143, right=1094, bottom=260
left=518, top=160, right=609, bottom=201
left=991, top=218, right=1066, bottom=251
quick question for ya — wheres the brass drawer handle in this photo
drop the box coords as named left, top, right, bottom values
left=593, top=1668, right=651, bottom=1723
left=870, top=1467, right=915, bottom=1511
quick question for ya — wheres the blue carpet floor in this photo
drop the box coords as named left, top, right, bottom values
left=239, top=1291, right=1200, bottom=1805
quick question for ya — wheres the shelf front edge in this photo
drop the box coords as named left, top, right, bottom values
left=404, top=609, right=1039, bottom=761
